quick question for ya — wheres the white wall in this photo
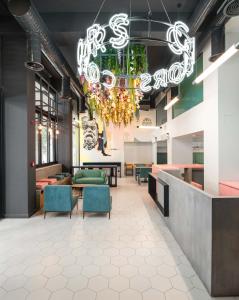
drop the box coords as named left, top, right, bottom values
left=152, top=40, right=220, bottom=194
left=80, top=110, right=156, bottom=174
left=218, top=18, right=239, bottom=181
left=124, top=142, right=153, bottom=164
left=151, top=17, right=239, bottom=195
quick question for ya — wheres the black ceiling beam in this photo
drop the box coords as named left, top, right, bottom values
left=40, top=12, right=190, bottom=34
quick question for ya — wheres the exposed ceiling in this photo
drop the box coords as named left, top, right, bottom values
left=28, top=0, right=199, bottom=73
left=0, top=0, right=228, bottom=98
left=33, top=0, right=198, bottom=13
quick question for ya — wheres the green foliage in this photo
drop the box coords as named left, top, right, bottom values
left=92, top=44, right=148, bottom=76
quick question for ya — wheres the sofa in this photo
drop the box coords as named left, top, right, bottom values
left=72, top=169, right=107, bottom=185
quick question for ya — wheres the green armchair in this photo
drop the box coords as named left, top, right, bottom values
left=44, top=185, right=78, bottom=218
left=83, top=185, right=112, bottom=219
left=72, top=169, right=107, bottom=185
left=138, top=167, right=152, bottom=185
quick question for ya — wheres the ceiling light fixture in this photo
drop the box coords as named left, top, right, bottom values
left=137, top=125, right=160, bottom=129
left=164, top=96, right=180, bottom=110
left=193, top=43, right=239, bottom=84
left=77, top=15, right=195, bottom=92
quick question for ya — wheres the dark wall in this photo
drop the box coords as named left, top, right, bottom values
left=58, top=100, right=72, bottom=172
left=0, top=37, right=4, bottom=217
left=3, top=35, right=36, bottom=217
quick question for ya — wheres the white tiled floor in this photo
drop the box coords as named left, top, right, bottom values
left=0, top=177, right=238, bottom=300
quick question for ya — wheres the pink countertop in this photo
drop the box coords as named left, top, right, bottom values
left=220, top=181, right=239, bottom=189
left=152, top=164, right=204, bottom=172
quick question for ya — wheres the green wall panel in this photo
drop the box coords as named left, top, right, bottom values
left=173, top=55, right=203, bottom=118
left=157, top=153, right=167, bottom=164
left=193, top=152, right=204, bottom=164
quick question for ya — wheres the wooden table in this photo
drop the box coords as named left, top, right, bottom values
left=72, top=165, right=118, bottom=187
left=72, top=184, right=99, bottom=199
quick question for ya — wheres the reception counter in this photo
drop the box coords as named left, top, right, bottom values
left=149, top=170, right=239, bottom=297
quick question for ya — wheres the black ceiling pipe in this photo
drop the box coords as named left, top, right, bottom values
left=8, top=0, right=83, bottom=97
left=61, top=76, right=72, bottom=100
left=25, top=32, right=44, bottom=72
left=188, top=0, right=219, bottom=35
left=210, top=26, right=225, bottom=62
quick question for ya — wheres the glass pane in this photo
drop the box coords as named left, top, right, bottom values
left=35, top=125, right=39, bottom=165
left=41, top=126, right=48, bottom=164
left=50, top=129, right=55, bottom=162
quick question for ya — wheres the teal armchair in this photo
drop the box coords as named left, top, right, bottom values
left=72, top=169, right=107, bottom=185
left=83, top=185, right=112, bottom=219
left=138, top=167, right=152, bottom=185
left=44, top=185, right=78, bottom=218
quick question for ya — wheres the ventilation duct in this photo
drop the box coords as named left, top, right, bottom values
left=61, top=77, right=72, bottom=100
left=210, top=26, right=225, bottom=62
left=218, top=0, right=239, bottom=17
left=25, top=32, right=44, bottom=71
left=8, top=0, right=83, bottom=97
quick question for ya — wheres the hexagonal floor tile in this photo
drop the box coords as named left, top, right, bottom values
left=145, top=256, right=163, bottom=267
left=88, top=276, right=108, bottom=291
left=43, top=265, right=63, bottom=278
left=138, top=264, right=157, bottom=277
left=143, top=288, right=165, bottom=300
left=2, top=288, right=28, bottom=300
left=130, top=275, right=151, bottom=292
left=103, top=248, right=120, bottom=257
left=120, top=265, right=138, bottom=278
left=26, top=288, right=51, bottom=300
left=100, top=264, right=119, bottom=278
left=58, top=255, right=76, bottom=267
left=24, top=264, right=44, bottom=277
left=111, top=256, right=128, bottom=267
left=109, top=276, right=130, bottom=292
left=67, top=275, right=88, bottom=291
left=62, top=265, right=82, bottom=278
left=151, top=275, right=172, bottom=292
left=120, top=248, right=135, bottom=257
left=50, top=288, right=73, bottom=300
left=120, top=289, right=142, bottom=300
left=76, top=255, right=93, bottom=266
left=73, top=288, right=96, bottom=300
left=46, top=275, right=67, bottom=291
left=24, top=275, right=48, bottom=291
left=81, top=265, right=100, bottom=278
left=135, top=248, right=151, bottom=257
left=128, top=256, right=145, bottom=266
left=171, top=275, right=193, bottom=292
left=96, top=289, right=119, bottom=300
left=166, top=289, right=189, bottom=300
left=93, top=255, right=110, bottom=266
left=176, top=264, right=195, bottom=278
left=2, top=275, right=27, bottom=291
left=41, top=255, right=59, bottom=267
left=157, top=264, right=177, bottom=278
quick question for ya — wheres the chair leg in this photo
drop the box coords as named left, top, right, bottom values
left=44, top=211, right=46, bottom=219
left=83, top=211, right=85, bottom=219
left=109, top=211, right=111, bottom=220
left=70, top=211, right=72, bottom=219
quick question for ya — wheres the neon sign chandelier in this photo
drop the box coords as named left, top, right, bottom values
left=77, top=14, right=195, bottom=93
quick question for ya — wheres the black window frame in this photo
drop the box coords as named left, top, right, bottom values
left=35, top=74, right=58, bottom=168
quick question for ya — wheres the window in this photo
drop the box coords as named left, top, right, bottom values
left=35, top=75, right=58, bottom=167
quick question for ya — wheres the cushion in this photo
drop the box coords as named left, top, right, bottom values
left=75, top=177, right=106, bottom=184
left=36, top=182, right=49, bottom=190
left=38, top=178, right=57, bottom=184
